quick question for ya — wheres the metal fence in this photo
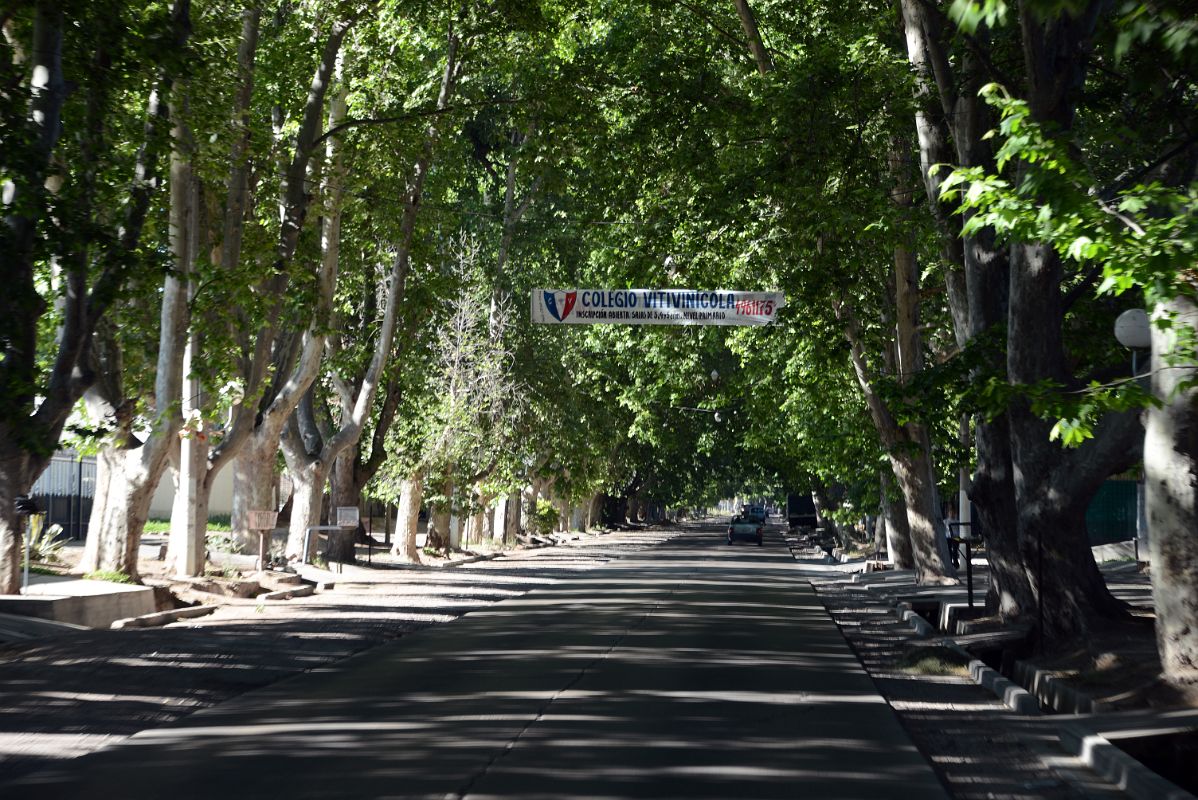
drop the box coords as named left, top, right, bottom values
left=30, top=451, right=96, bottom=541
left=1086, top=479, right=1138, bottom=546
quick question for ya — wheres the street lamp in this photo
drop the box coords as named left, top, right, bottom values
left=1115, top=308, right=1151, bottom=375
left=1114, top=308, right=1152, bottom=564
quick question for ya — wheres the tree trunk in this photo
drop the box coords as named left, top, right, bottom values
left=504, top=489, right=521, bottom=543
left=167, top=448, right=211, bottom=579
left=82, top=86, right=194, bottom=579
left=733, top=0, right=773, bottom=75
left=427, top=478, right=452, bottom=551
left=0, top=446, right=38, bottom=593
left=891, top=446, right=953, bottom=583
left=896, top=0, right=1031, bottom=610
left=880, top=472, right=914, bottom=568
left=81, top=447, right=158, bottom=579
left=331, top=446, right=367, bottom=540
left=841, top=304, right=953, bottom=582
left=974, top=412, right=1032, bottom=616
left=1147, top=295, right=1198, bottom=683
left=1008, top=240, right=1135, bottom=640
left=585, top=494, right=601, bottom=531
left=392, top=475, right=423, bottom=562
left=232, top=429, right=280, bottom=553
left=285, top=458, right=329, bottom=562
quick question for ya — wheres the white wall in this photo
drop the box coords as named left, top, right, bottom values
left=148, top=465, right=235, bottom=519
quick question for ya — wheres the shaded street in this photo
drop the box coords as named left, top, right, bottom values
left=7, top=524, right=947, bottom=799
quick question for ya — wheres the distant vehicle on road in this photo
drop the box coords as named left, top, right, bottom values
left=787, top=493, right=818, bottom=531
left=727, top=515, right=764, bottom=546
left=743, top=505, right=767, bottom=524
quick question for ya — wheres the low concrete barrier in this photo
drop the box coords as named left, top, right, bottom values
left=0, top=579, right=157, bottom=629
left=111, top=604, right=219, bottom=629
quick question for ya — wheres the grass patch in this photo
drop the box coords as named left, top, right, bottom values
left=144, top=515, right=232, bottom=534
left=23, top=564, right=60, bottom=576
left=897, top=646, right=972, bottom=677
left=84, top=569, right=136, bottom=584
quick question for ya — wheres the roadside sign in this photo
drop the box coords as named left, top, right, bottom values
left=531, top=289, right=784, bottom=326
left=247, top=510, right=278, bottom=531
left=336, top=506, right=360, bottom=528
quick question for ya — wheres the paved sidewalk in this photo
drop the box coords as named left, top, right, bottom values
left=4, top=526, right=948, bottom=799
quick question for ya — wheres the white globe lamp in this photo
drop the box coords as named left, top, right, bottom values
left=1114, top=309, right=1150, bottom=349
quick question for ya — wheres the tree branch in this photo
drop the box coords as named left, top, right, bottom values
left=312, top=97, right=524, bottom=148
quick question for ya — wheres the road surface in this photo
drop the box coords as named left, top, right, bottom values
left=10, top=524, right=948, bottom=799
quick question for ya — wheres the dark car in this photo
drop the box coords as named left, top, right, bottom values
left=744, top=505, right=767, bottom=524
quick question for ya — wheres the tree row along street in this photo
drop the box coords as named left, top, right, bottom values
left=1, top=0, right=1197, bottom=795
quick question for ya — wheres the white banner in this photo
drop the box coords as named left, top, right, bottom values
left=530, top=289, right=784, bottom=326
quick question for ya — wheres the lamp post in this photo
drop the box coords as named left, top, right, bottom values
left=1115, top=308, right=1152, bottom=562
left=1115, top=308, right=1151, bottom=373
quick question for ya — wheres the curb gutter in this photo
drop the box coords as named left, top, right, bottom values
left=258, top=584, right=317, bottom=601
left=1059, top=722, right=1196, bottom=800
left=892, top=600, right=1196, bottom=800
left=893, top=600, right=1042, bottom=716
left=111, top=604, right=219, bottom=629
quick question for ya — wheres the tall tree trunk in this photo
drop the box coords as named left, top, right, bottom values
left=897, top=0, right=1031, bottom=612
left=331, top=446, right=366, bottom=537
left=968, top=231, right=1031, bottom=617
left=1008, top=241, right=1138, bottom=640
left=284, top=457, right=328, bottom=562
left=392, top=474, right=423, bottom=562
left=285, top=34, right=460, bottom=556
left=427, top=478, right=452, bottom=551
left=0, top=3, right=186, bottom=591
left=233, top=426, right=283, bottom=552
left=223, top=19, right=351, bottom=553
left=160, top=6, right=262, bottom=578
left=82, top=83, right=194, bottom=578
left=841, top=302, right=954, bottom=583
left=880, top=472, right=914, bottom=568
left=504, top=489, right=521, bottom=543
left=1147, top=295, right=1198, bottom=683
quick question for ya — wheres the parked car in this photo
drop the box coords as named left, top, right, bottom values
left=727, top=515, right=764, bottom=546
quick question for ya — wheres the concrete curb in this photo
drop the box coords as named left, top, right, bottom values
left=969, top=659, right=1042, bottom=715
left=442, top=553, right=501, bottom=568
left=111, top=604, right=219, bottom=629
left=892, top=600, right=1041, bottom=715
left=890, top=599, right=1198, bottom=799
left=258, top=584, right=316, bottom=601
left=1010, top=658, right=1103, bottom=715
left=1059, top=722, right=1196, bottom=800
left=894, top=600, right=936, bottom=636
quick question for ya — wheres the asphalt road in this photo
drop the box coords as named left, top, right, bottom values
left=10, top=524, right=949, bottom=800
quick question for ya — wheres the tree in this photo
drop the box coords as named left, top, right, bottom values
left=941, top=0, right=1198, bottom=658
left=0, top=0, right=190, bottom=592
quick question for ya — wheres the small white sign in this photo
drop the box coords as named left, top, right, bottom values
left=336, top=506, right=360, bottom=528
